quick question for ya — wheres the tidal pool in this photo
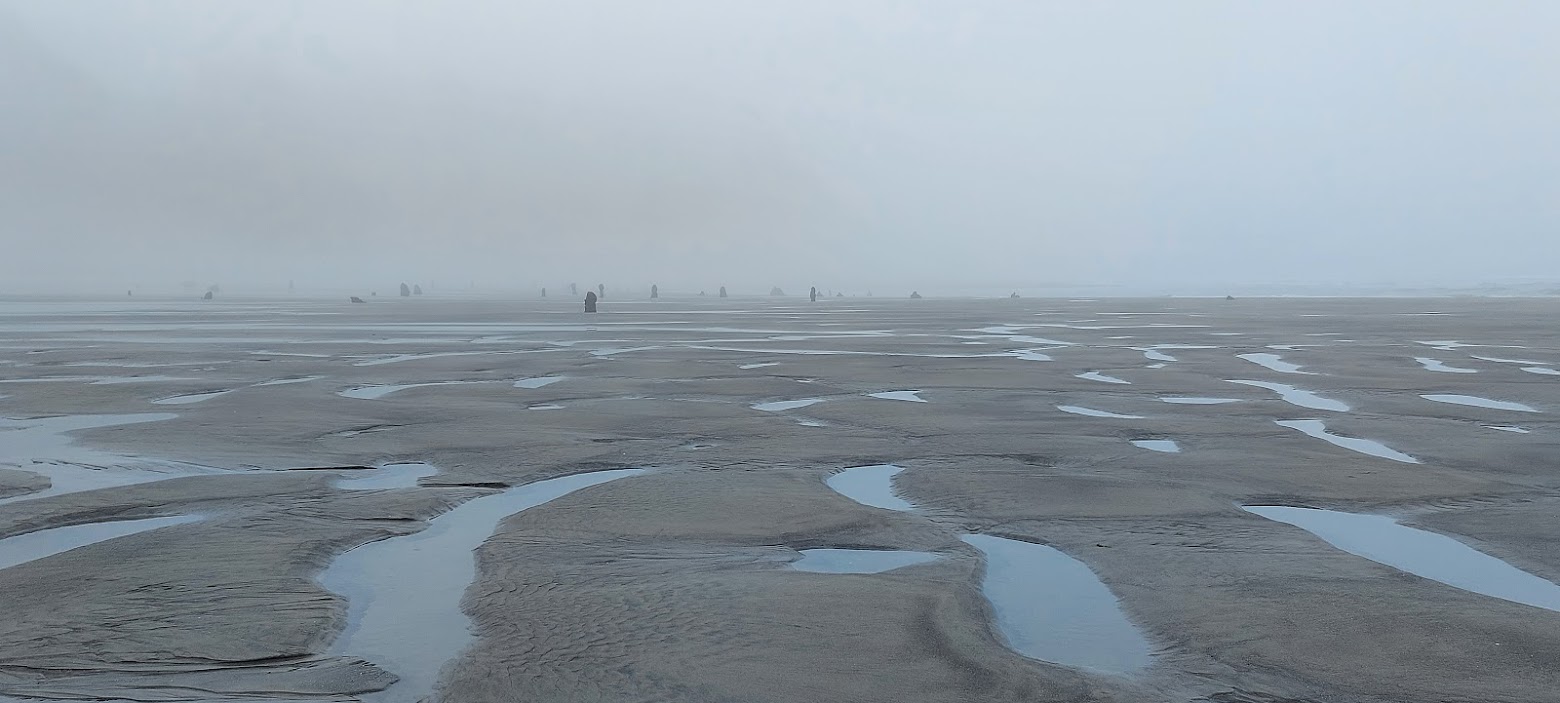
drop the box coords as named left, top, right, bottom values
left=1161, top=397, right=1240, bottom=405
left=1076, top=372, right=1130, bottom=385
left=1414, top=358, right=1477, bottom=374
left=790, top=548, right=939, bottom=574
left=961, top=535, right=1152, bottom=675
left=254, top=376, right=326, bottom=387
left=826, top=464, right=916, bottom=512
left=752, top=399, right=826, bottom=412
left=1237, top=353, right=1311, bottom=375
left=1228, top=380, right=1349, bottom=412
left=1275, top=420, right=1419, bottom=463
left=152, top=390, right=232, bottom=405
left=1057, top=406, right=1144, bottom=419
left=1244, top=506, right=1560, bottom=612
left=338, top=382, right=478, bottom=400
left=1421, top=394, right=1537, bottom=413
left=336, top=463, right=439, bottom=490
left=0, top=515, right=201, bottom=570
left=512, top=377, right=565, bottom=389
left=1131, top=440, right=1180, bottom=453
left=868, top=390, right=926, bottom=403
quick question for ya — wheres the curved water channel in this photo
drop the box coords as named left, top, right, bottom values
left=1238, top=353, right=1311, bottom=374
left=1131, top=439, right=1181, bottom=453
left=826, top=464, right=915, bottom=512
left=1076, top=371, right=1131, bottom=385
left=1245, top=506, right=1560, bottom=612
left=1415, top=357, right=1478, bottom=374
left=319, top=468, right=643, bottom=703
left=1228, top=380, right=1349, bottom=411
left=1420, top=394, right=1537, bottom=413
left=1057, top=405, right=1144, bottom=419
left=0, top=413, right=208, bottom=506
left=824, top=464, right=1152, bottom=675
left=1275, top=420, right=1420, bottom=463
left=868, top=390, right=927, bottom=403
left=0, top=515, right=201, bottom=570
left=791, top=548, right=939, bottom=574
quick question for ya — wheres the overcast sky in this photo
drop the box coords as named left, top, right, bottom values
left=2, top=1, right=1557, bottom=295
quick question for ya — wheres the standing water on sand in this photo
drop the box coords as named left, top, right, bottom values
left=752, top=399, right=826, bottom=412
left=1237, top=353, right=1312, bottom=374
left=826, top=464, right=916, bottom=512
left=867, top=390, right=926, bottom=403
left=1228, top=380, right=1349, bottom=412
left=335, top=463, right=439, bottom=490
left=790, top=548, right=940, bottom=574
left=960, top=535, right=1153, bottom=675
left=319, top=469, right=643, bottom=703
left=1244, top=506, right=1560, bottom=612
left=0, top=413, right=199, bottom=506
left=1420, top=394, right=1537, bottom=413
left=0, top=515, right=201, bottom=570
left=1275, top=420, right=1419, bottom=463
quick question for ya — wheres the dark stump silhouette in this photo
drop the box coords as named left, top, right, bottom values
left=400, top=283, right=411, bottom=297
left=809, top=286, right=817, bottom=302
left=598, top=283, right=605, bottom=300
left=413, top=284, right=423, bottom=295
left=1226, top=295, right=1236, bottom=301
left=570, top=283, right=578, bottom=295
left=1010, top=292, right=1020, bottom=298
left=770, top=287, right=785, bottom=296
left=836, top=292, right=843, bottom=297
left=202, top=291, right=213, bottom=300
left=651, top=284, right=659, bottom=299
left=910, top=291, right=922, bottom=299
left=541, top=288, right=547, bottom=298
left=350, top=296, right=366, bottom=304
left=719, top=286, right=728, bottom=298
left=584, top=291, right=598, bottom=313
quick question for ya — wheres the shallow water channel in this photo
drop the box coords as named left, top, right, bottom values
left=319, top=469, right=644, bottom=703
left=791, top=548, right=939, bottom=574
left=0, top=515, right=200, bottom=570
left=824, top=464, right=1153, bottom=675
left=1276, top=420, right=1419, bottom=463
left=1244, top=506, right=1560, bottom=612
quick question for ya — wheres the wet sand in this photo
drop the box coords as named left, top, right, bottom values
left=2, top=295, right=1560, bottom=702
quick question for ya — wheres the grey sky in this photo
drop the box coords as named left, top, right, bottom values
left=3, top=1, right=1557, bottom=295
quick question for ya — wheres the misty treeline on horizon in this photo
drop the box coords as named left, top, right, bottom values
left=2, top=1, right=1557, bottom=297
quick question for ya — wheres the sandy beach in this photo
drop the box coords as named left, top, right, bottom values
left=2, top=295, right=1559, bottom=702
